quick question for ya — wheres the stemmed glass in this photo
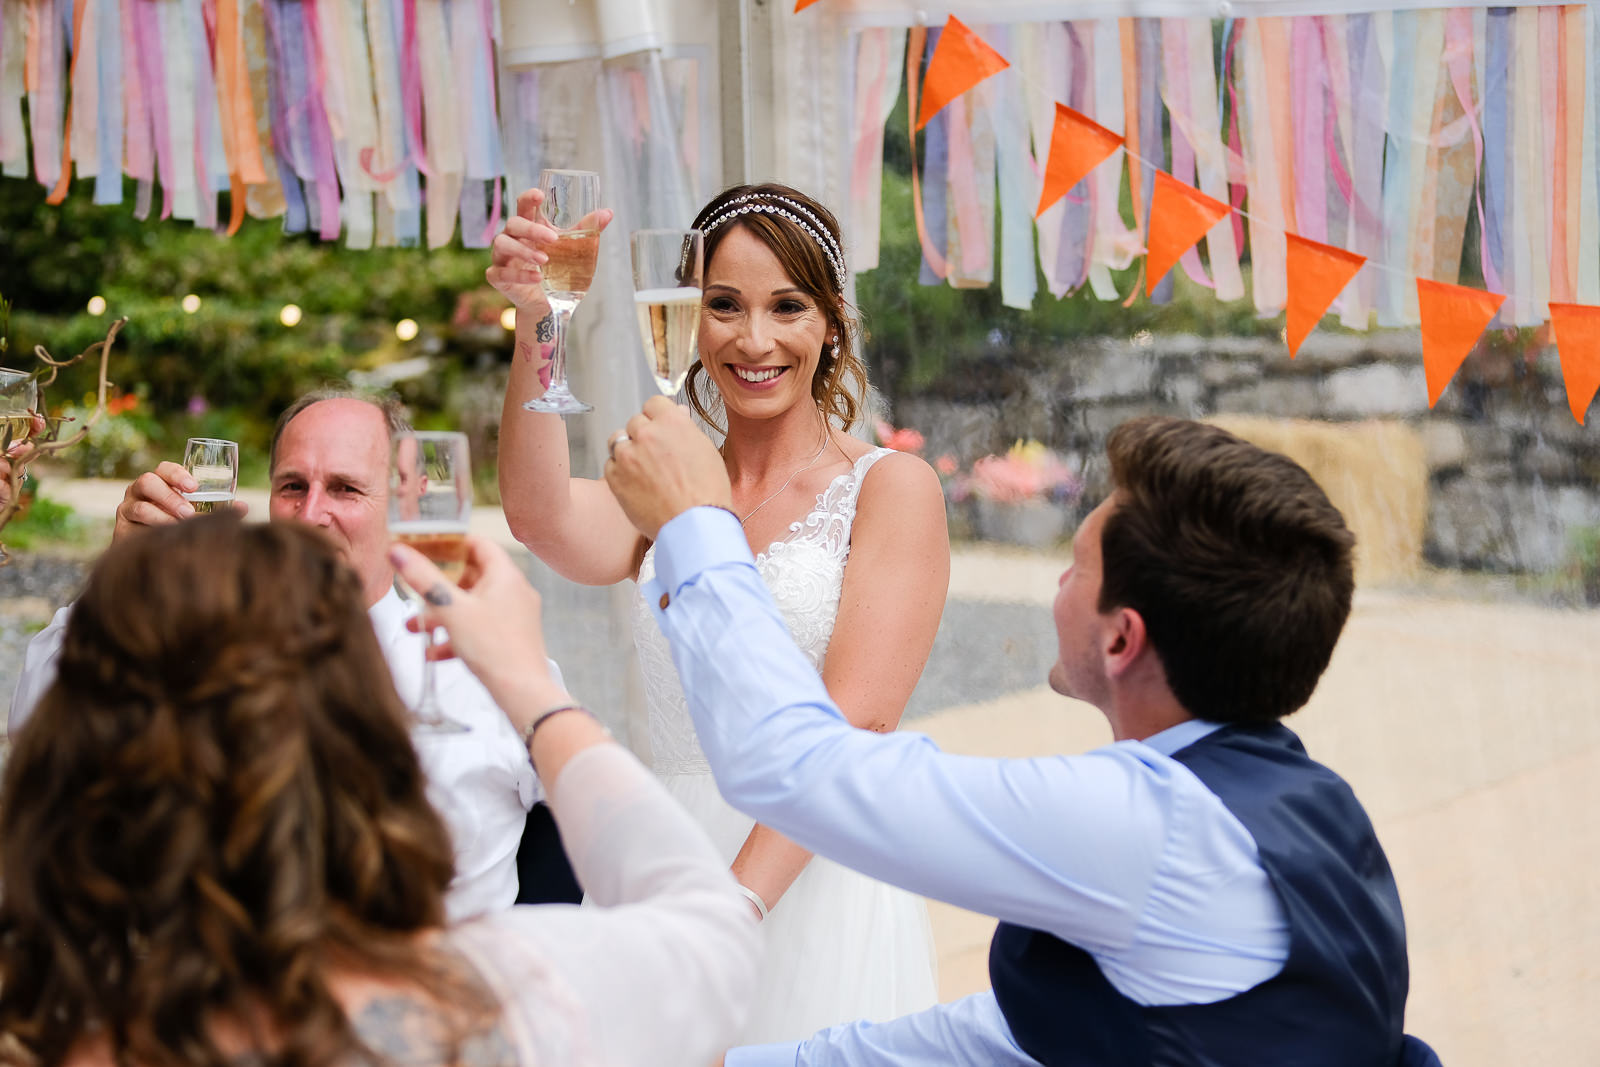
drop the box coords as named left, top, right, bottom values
left=630, top=229, right=704, bottom=396
left=181, top=438, right=238, bottom=514
left=1, top=369, right=38, bottom=452
left=388, top=431, right=473, bottom=734
left=523, top=169, right=602, bottom=415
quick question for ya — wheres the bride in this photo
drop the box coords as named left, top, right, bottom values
left=489, top=182, right=948, bottom=1043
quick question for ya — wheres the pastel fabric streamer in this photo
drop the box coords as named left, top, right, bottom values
left=847, top=27, right=906, bottom=273
left=1238, top=17, right=1289, bottom=314
left=944, top=90, right=994, bottom=287
left=1580, top=5, right=1600, bottom=304
left=988, top=25, right=1036, bottom=310
left=1087, top=17, right=1134, bottom=302
left=28, top=0, right=65, bottom=190
left=1509, top=6, right=1546, bottom=324
left=93, top=0, right=121, bottom=204
left=0, top=0, right=26, bottom=177
left=1020, top=21, right=1071, bottom=299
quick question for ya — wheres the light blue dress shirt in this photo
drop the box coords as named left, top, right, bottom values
left=643, top=508, right=1289, bottom=1066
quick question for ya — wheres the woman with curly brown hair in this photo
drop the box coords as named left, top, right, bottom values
left=0, top=515, right=758, bottom=1067
left=491, top=183, right=945, bottom=1043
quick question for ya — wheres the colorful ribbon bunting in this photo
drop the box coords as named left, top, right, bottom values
left=1146, top=170, right=1229, bottom=296
left=916, top=16, right=1010, bottom=132
left=1548, top=302, right=1600, bottom=424
left=1416, top=278, right=1507, bottom=407
left=1034, top=102, right=1123, bottom=218
left=1285, top=234, right=1367, bottom=359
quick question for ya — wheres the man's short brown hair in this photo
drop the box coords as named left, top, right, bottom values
left=1099, top=417, right=1356, bottom=725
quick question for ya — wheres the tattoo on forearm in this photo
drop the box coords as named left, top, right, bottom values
left=535, top=313, right=555, bottom=343
left=423, top=583, right=453, bottom=607
left=516, top=340, right=534, bottom=363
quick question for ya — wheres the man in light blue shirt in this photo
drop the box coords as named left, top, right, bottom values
left=603, top=400, right=1432, bottom=1066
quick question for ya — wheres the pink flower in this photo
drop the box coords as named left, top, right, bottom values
left=934, top=454, right=958, bottom=476
left=966, top=442, right=1080, bottom=504
left=875, top=420, right=925, bottom=454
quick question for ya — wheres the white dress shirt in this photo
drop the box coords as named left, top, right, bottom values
left=641, top=508, right=1292, bottom=1066
left=9, top=589, right=559, bottom=922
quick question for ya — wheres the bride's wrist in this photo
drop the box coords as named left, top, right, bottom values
left=735, top=883, right=769, bottom=922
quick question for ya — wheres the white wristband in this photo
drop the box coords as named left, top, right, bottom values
left=736, top=883, right=770, bottom=921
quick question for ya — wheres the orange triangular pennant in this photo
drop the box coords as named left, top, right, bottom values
left=1146, top=171, right=1230, bottom=296
left=1284, top=234, right=1366, bottom=359
left=1416, top=279, right=1506, bottom=408
left=1035, top=103, right=1124, bottom=218
left=794, top=0, right=820, bottom=10
left=915, top=16, right=1010, bottom=131
left=1548, top=302, right=1600, bottom=424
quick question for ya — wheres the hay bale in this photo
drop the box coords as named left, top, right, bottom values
left=1207, top=416, right=1427, bottom=587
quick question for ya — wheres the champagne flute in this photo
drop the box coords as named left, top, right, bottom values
left=630, top=229, right=704, bottom=396
left=1, top=369, right=38, bottom=451
left=523, top=169, right=602, bottom=415
left=181, top=438, right=238, bottom=514
left=388, top=431, right=473, bottom=734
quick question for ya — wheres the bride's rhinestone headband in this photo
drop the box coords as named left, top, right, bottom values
left=700, top=194, right=848, bottom=291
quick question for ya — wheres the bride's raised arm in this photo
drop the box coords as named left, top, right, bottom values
left=490, top=189, right=645, bottom=586
left=730, top=449, right=950, bottom=914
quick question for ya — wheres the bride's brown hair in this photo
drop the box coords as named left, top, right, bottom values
left=685, top=183, right=868, bottom=433
left=0, top=516, right=493, bottom=1067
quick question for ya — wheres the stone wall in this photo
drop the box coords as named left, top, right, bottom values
left=891, top=332, right=1600, bottom=576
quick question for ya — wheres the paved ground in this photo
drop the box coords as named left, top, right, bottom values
left=4, top=480, right=1598, bottom=1063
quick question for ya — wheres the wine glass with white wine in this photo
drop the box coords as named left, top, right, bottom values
left=630, top=229, right=704, bottom=396
left=523, top=169, right=602, bottom=415
left=1, top=369, right=38, bottom=452
left=388, top=431, right=473, bottom=733
left=181, top=438, right=239, bottom=514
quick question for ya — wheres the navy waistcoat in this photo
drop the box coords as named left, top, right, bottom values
left=988, top=723, right=1409, bottom=1067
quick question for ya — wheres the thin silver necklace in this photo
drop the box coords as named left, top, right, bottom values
left=734, top=427, right=831, bottom=527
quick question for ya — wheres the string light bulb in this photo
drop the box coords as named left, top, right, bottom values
left=396, top=318, right=420, bottom=342
left=279, top=304, right=303, bottom=327
left=182, top=294, right=202, bottom=314
left=501, top=307, right=517, bottom=331
left=86, top=295, right=107, bottom=316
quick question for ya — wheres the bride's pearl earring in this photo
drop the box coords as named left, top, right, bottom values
left=827, top=336, right=839, bottom=361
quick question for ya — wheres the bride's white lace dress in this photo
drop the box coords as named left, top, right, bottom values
left=633, top=447, right=939, bottom=1044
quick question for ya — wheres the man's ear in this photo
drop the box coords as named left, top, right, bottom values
left=1102, top=606, right=1149, bottom=680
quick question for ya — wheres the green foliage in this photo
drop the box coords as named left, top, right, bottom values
left=1, top=496, right=89, bottom=551
left=1566, top=525, right=1600, bottom=606
left=0, top=177, right=499, bottom=433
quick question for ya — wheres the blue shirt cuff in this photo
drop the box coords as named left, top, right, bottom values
left=653, top=506, right=754, bottom=594
left=725, top=1042, right=801, bottom=1067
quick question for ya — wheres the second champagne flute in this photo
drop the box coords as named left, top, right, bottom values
left=630, top=229, right=704, bottom=396
left=1, top=369, right=38, bottom=452
left=523, top=168, right=601, bottom=415
left=181, top=438, right=238, bottom=514
left=388, top=431, right=473, bottom=733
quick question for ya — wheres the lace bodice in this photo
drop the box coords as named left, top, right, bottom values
left=634, top=447, right=893, bottom=774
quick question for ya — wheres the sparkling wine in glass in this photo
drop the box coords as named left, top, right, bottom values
left=1, top=370, right=38, bottom=452
left=523, top=169, right=602, bottom=415
left=182, top=438, right=239, bottom=514
left=630, top=229, right=704, bottom=396
left=389, top=431, right=473, bottom=733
